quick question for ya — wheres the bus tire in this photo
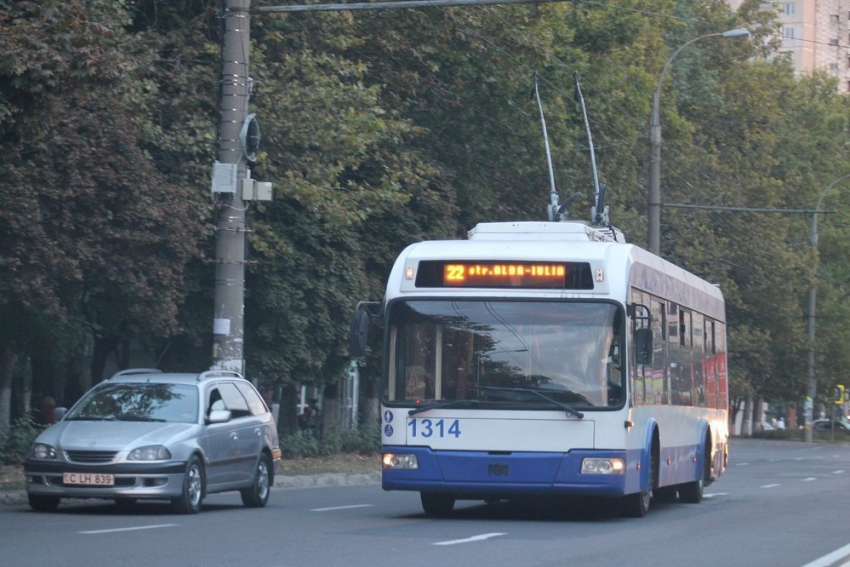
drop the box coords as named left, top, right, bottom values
left=622, top=488, right=650, bottom=517
left=623, top=440, right=657, bottom=518
left=653, top=486, right=677, bottom=503
left=681, top=437, right=710, bottom=503
left=679, top=478, right=703, bottom=503
left=420, top=492, right=455, bottom=517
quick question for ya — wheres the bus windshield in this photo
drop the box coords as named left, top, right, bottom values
left=385, top=300, right=624, bottom=409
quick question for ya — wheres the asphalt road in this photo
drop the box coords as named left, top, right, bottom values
left=1, top=438, right=849, bottom=567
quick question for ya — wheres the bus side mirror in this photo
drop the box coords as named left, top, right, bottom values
left=635, top=328, right=653, bottom=365
left=349, top=310, right=369, bottom=358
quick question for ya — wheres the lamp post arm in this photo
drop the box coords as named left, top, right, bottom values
left=647, top=32, right=722, bottom=255
left=651, top=33, right=723, bottom=133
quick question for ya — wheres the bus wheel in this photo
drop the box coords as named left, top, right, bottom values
left=420, top=492, right=455, bottom=517
left=622, top=486, right=651, bottom=517
left=681, top=439, right=709, bottom=503
left=653, top=486, right=677, bottom=503
left=623, top=442, right=657, bottom=518
left=679, top=477, right=703, bottom=503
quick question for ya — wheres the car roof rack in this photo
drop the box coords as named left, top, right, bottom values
left=108, top=368, right=162, bottom=380
left=196, top=370, right=245, bottom=382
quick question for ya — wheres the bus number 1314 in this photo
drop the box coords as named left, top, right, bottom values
left=408, top=418, right=461, bottom=438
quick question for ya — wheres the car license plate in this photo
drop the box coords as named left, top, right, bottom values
left=63, top=472, right=114, bottom=486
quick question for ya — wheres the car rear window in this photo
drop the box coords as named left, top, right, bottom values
left=235, top=382, right=268, bottom=416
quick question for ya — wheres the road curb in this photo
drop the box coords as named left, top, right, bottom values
left=0, top=471, right=382, bottom=508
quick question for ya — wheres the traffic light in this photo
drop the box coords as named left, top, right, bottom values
left=835, top=384, right=845, bottom=404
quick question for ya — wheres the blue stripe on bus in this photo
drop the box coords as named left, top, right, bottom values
left=382, top=444, right=707, bottom=497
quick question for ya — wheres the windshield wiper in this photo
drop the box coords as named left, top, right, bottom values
left=408, top=399, right=480, bottom=417
left=115, top=415, right=166, bottom=422
left=478, top=386, right=585, bottom=419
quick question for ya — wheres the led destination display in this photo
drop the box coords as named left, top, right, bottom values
left=414, top=260, right=594, bottom=289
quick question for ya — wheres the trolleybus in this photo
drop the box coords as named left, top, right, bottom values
left=351, top=220, right=728, bottom=517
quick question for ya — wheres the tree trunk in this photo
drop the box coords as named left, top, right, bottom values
left=91, top=333, right=121, bottom=384
left=755, top=399, right=764, bottom=431
left=278, top=384, right=299, bottom=435
left=361, top=395, right=380, bottom=429
left=0, top=345, right=18, bottom=431
left=743, top=397, right=753, bottom=437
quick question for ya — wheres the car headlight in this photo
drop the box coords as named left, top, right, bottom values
left=29, top=443, right=57, bottom=460
left=128, top=445, right=172, bottom=461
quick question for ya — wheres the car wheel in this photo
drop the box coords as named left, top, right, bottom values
left=172, top=455, right=204, bottom=514
left=420, top=492, right=455, bottom=517
left=241, top=454, right=272, bottom=508
left=28, top=494, right=60, bottom=512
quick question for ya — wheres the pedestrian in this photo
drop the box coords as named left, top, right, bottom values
left=299, top=398, right=321, bottom=435
left=39, top=396, right=56, bottom=425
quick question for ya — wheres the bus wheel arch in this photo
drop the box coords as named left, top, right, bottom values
left=622, top=424, right=659, bottom=517
left=680, top=427, right=710, bottom=503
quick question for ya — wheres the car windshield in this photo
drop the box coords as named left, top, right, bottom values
left=385, top=300, right=624, bottom=408
left=65, top=383, right=199, bottom=424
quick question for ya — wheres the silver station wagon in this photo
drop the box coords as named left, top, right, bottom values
left=24, top=369, right=282, bottom=514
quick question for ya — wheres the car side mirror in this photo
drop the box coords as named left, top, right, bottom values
left=207, top=409, right=232, bottom=424
left=53, top=407, right=67, bottom=422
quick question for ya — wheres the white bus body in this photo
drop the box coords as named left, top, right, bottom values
left=375, top=221, right=728, bottom=517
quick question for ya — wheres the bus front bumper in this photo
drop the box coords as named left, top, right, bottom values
left=381, top=446, right=634, bottom=497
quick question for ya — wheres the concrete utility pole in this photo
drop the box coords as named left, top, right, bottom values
left=804, top=173, right=850, bottom=443
left=211, top=0, right=252, bottom=374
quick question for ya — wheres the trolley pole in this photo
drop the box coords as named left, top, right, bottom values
left=211, top=0, right=252, bottom=374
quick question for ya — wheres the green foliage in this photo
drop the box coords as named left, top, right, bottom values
left=281, top=426, right=380, bottom=459
left=0, top=416, right=45, bottom=465
left=0, top=0, right=848, bottom=425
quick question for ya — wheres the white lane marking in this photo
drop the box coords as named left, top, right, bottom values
left=761, top=484, right=781, bottom=489
left=832, top=470, right=845, bottom=475
left=703, top=493, right=727, bottom=499
left=736, top=462, right=750, bottom=466
left=434, top=533, right=506, bottom=546
left=802, top=477, right=816, bottom=482
left=80, top=524, right=177, bottom=535
left=800, top=542, right=850, bottom=567
left=311, top=504, right=374, bottom=512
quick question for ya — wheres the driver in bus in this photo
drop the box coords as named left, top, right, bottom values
left=406, top=367, right=434, bottom=400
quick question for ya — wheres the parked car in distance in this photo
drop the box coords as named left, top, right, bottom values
left=812, top=419, right=850, bottom=434
left=24, top=369, right=282, bottom=514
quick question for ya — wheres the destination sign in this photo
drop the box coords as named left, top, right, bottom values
left=414, top=260, right=593, bottom=289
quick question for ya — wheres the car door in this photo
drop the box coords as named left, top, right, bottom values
left=235, top=381, right=271, bottom=465
left=216, top=382, right=257, bottom=484
left=200, top=383, right=242, bottom=488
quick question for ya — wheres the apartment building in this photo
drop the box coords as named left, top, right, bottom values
left=728, top=0, right=850, bottom=93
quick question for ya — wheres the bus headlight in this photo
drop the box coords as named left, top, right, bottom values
left=383, top=453, right=419, bottom=470
left=581, top=458, right=625, bottom=474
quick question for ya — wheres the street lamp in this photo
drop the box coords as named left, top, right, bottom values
left=647, top=27, right=750, bottom=256
left=803, top=173, right=850, bottom=442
